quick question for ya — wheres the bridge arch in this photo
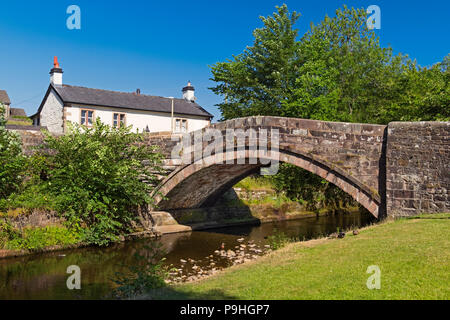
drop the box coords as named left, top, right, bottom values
left=151, top=116, right=386, bottom=219
left=153, top=149, right=381, bottom=218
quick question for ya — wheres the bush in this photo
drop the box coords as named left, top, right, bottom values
left=0, top=104, right=26, bottom=199
left=0, top=219, right=20, bottom=249
left=267, top=229, right=292, bottom=250
left=4, top=225, right=81, bottom=251
left=0, top=184, right=55, bottom=213
left=31, top=119, right=163, bottom=246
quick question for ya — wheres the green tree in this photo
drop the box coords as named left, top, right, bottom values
left=378, top=54, right=450, bottom=122
left=210, top=4, right=301, bottom=120
left=285, top=6, right=407, bottom=123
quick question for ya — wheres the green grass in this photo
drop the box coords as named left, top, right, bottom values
left=1, top=225, right=81, bottom=251
left=149, top=214, right=450, bottom=300
left=234, top=176, right=275, bottom=191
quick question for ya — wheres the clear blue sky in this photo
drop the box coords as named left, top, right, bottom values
left=0, top=0, right=449, bottom=120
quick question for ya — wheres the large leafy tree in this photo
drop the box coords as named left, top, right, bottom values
left=210, top=4, right=301, bottom=119
left=285, top=6, right=407, bottom=123
left=379, top=54, right=450, bottom=122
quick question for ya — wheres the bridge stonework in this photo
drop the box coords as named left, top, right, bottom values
left=152, top=117, right=387, bottom=218
left=386, top=122, right=450, bottom=217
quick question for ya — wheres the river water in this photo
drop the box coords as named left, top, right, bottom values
left=0, top=210, right=375, bottom=300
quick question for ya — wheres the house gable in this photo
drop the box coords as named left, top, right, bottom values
left=32, top=85, right=64, bottom=133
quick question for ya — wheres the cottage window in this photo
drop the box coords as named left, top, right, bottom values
left=113, top=113, right=126, bottom=128
left=175, top=119, right=188, bottom=133
left=80, top=109, right=94, bottom=126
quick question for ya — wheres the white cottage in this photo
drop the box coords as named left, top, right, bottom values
left=31, top=57, right=213, bottom=134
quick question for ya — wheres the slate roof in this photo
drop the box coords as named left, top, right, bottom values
left=0, top=90, right=10, bottom=105
left=50, top=84, right=213, bottom=118
left=9, top=108, right=27, bottom=117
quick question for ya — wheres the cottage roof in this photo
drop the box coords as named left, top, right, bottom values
left=48, top=84, right=213, bottom=118
left=9, top=108, right=27, bottom=117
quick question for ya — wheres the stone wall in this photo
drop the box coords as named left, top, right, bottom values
left=1, top=210, right=62, bottom=230
left=386, top=122, right=450, bottom=217
left=13, top=129, right=46, bottom=155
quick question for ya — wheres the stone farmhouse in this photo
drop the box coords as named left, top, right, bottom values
left=31, top=57, right=213, bottom=134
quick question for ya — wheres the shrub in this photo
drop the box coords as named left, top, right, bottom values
left=0, top=104, right=27, bottom=199
left=0, top=184, right=55, bottom=213
left=0, top=219, right=20, bottom=249
left=31, top=119, right=163, bottom=246
left=267, top=229, right=292, bottom=250
left=5, top=226, right=81, bottom=251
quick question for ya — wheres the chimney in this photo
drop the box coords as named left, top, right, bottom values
left=50, top=56, right=63, bottom=86
left=136, top=88, right=141, bottom=95
left=182, top=81, right=195, bottom=102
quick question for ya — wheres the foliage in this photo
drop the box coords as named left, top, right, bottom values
left=30, top=119, right=164, bottom=246
left=378, top=54, right=450, bottom=122
left=210, top=4, right=301, bottom=120
left=0, top=219, right=20, bottom=249
left=0, top=184, right=55, bottom=213
left=271, top=164, right=357, bottom=211
left=8, top=115, right=31, bottom=121
left=4, top=225, right=81, bottom=251
left=267, top=228, right=291, bottom=250
left=112, top=242, right=170, bottom=299
left=0, top=104, right=27, bottom=199
left=234, top=176, right=274, bottom=191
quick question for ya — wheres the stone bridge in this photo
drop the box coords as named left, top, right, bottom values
left=146, top=117, right=449, bottom=219
left=13, top=117, right=450, bottom=220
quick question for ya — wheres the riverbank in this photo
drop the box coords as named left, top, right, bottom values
left=146, top=213, right=450, bottom=300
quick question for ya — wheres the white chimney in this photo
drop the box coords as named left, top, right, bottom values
left=182, top=81, right=195, bottom=102
left=50, top=56, right=63, bottom=86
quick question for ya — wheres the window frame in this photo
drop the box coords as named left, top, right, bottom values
left=113, top=113, right=126, bottom=128
left=174, top=118, right=188, bottom=133
left=80, top=108, right=95, bottom=127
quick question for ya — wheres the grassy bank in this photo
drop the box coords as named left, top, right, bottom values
left=149, top=214, right=450, bottom=300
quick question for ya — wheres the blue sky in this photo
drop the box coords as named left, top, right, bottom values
left=0, top=0, right=449, bottom=120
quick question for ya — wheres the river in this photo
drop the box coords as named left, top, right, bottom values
left=0, top=210, right=375, bottom=299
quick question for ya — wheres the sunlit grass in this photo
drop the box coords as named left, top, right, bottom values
left=234, top=176, right=275, bottom=191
